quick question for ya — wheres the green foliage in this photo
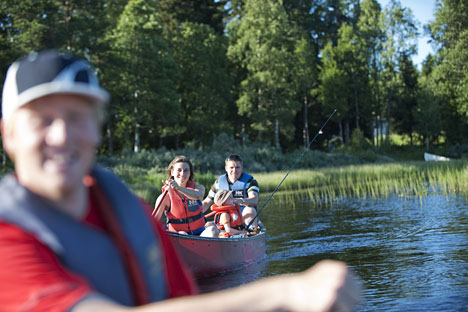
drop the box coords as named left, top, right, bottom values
left=426, top=0, right=468, bottom=143
left=171, top=22, right=232, bottom=146
left=0, top=0, right=111, bottom=56
left=350, top=128, right=372, bottom=151
left=109, top=0, right=181, bottom=151
left=158, top=0, right=226, bottom=35
left=319, top=28, right=354, bottom=122
left=227, top=0, right=302, bottom=148
left=412, top=78, right=442, bottom=147
left=445, top=143, right=468, bottom=159
left=2, top=0, right=468, bottom=156
left=392, top=53, right=419, bottom=141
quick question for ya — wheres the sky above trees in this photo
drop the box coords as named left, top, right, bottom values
left=378, top=0, right=436, bottom=66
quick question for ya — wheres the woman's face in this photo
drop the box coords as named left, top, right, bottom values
left=171, top=162, right=191, bottom=187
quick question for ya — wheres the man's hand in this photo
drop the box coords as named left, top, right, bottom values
left=287, top=260, right=362, bottom=312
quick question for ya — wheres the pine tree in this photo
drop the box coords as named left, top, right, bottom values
left=227, top=0, right=302, bottom=149
left=110, top=0, right=181, bottom=152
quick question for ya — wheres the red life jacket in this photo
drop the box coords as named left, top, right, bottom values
left=0, top=166, right=198, bottom=306
left=211, top=203, right=244, bottom=231
left=165, top=180, right=206, bottom=233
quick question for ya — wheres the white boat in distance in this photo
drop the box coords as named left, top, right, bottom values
left=424, top=152, right=451, bottom=162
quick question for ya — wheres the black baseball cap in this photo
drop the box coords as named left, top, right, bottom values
left=2, top=50, right=109, bottom=121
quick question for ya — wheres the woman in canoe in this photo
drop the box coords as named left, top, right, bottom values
left=154, top=155, right=218, bottom=237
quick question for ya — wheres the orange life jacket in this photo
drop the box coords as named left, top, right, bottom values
left=211, top=203, right=244, bottom=231
left=164, top=180, right=205, bottom=234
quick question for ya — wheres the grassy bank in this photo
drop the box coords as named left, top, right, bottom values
left=96, top=133, right=468, bottom=205
left=98, top=141, right=395, bottom=204
left=254, top=160, right=468, bottom=206
left=109, top=157, right=468, bottom=206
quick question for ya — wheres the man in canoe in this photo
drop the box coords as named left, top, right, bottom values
left=0, top=50, right=361, bottom=311
left=203, top=153, right=260, bottom=230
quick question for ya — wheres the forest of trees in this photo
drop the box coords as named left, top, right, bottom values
left=0, top=0, right=467, bottom=154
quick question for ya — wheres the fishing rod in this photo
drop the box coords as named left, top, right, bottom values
left=247, top=109, right=337, bottom=230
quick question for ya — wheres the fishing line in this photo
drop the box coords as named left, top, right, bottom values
left=247, top=109, right=337, bottom=229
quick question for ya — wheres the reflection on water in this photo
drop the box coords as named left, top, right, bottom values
left=197, top=259, right=268, bottom=292
left=197, top=194, right=468, bottom=311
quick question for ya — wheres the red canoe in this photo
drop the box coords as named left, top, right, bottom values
left=169, top=229, right=267, bottom=278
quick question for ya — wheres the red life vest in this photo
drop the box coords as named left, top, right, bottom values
left=165, top=180, right=206, bottom=233
left=0, top=166, right=198, bottom=305
left=211, top=203, right=244, bottom=231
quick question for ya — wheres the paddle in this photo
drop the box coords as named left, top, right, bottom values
left=152, top=188, right=169, bottom=218
left=246, top=109, right=337, bottom=230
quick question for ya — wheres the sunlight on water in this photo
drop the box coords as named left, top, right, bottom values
left=197, top=194, right=468, bottom=311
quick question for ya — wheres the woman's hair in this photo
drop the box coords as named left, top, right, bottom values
left=166, top=155, right=195, bottom=181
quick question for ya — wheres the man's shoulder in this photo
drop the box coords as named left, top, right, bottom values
left=0, top=221, right=35, bottom=240
left=249, top=178, right=259, bottom=187
left=0, top=222, right=92, bottom=311
left=243, top=173, right=258, bottom=184
left=244, top=173, right=259, bottom=193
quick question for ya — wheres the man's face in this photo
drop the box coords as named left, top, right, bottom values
left=2, top=94, right=100, bottom=200
left=225, top=160, right=243, bottom=183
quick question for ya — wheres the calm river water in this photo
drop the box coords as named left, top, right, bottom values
left=197, top=194, right=468, bottom=311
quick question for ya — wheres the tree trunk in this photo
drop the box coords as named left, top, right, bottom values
left=257, top=87, right=263, bottom=143
left=106, top=113, right=113, bottom=154
left=303, top=95, right=310, bottom=148
left=344, top=119, right=350, bottom=145
left=354, top=87, right=360, bottom=129
left=274, top=96, right=280, bottom=149
left=339, top=120, right=344, bottom=143
left=241, top=123, right=247, bottom=146
left=386, top=95, right=391, bottom=143
left=133, top=105, right=140, bottom=153
left=379, top=116, right=384, bottom=146
left=372, top=116, right=376, bottom=146
left=425, top=124, right=430, bottom=151
left=134, top=125, right=140, bottom=153
left=107, top=125, right=113, bottom=154
left=175, top=135, right=180, bottom=150
left=274, top=118, right=280, bottom=149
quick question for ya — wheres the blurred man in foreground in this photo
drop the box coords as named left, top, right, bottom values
left=0, top=50, right=361, bottom=311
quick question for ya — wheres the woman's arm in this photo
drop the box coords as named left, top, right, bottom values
left=153, top=193, right=170, bottom=221
left=175, top=183, right=205, bottom=201
left=164, top=179, right=205, bottom=200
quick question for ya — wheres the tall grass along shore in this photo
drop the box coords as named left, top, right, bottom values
left=106, top=152, right=468, bottom=207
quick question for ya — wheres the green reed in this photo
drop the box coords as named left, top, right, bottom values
left=255, top=160, right=468, bottom=207
left=113, top=159, right=468, bottom=207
